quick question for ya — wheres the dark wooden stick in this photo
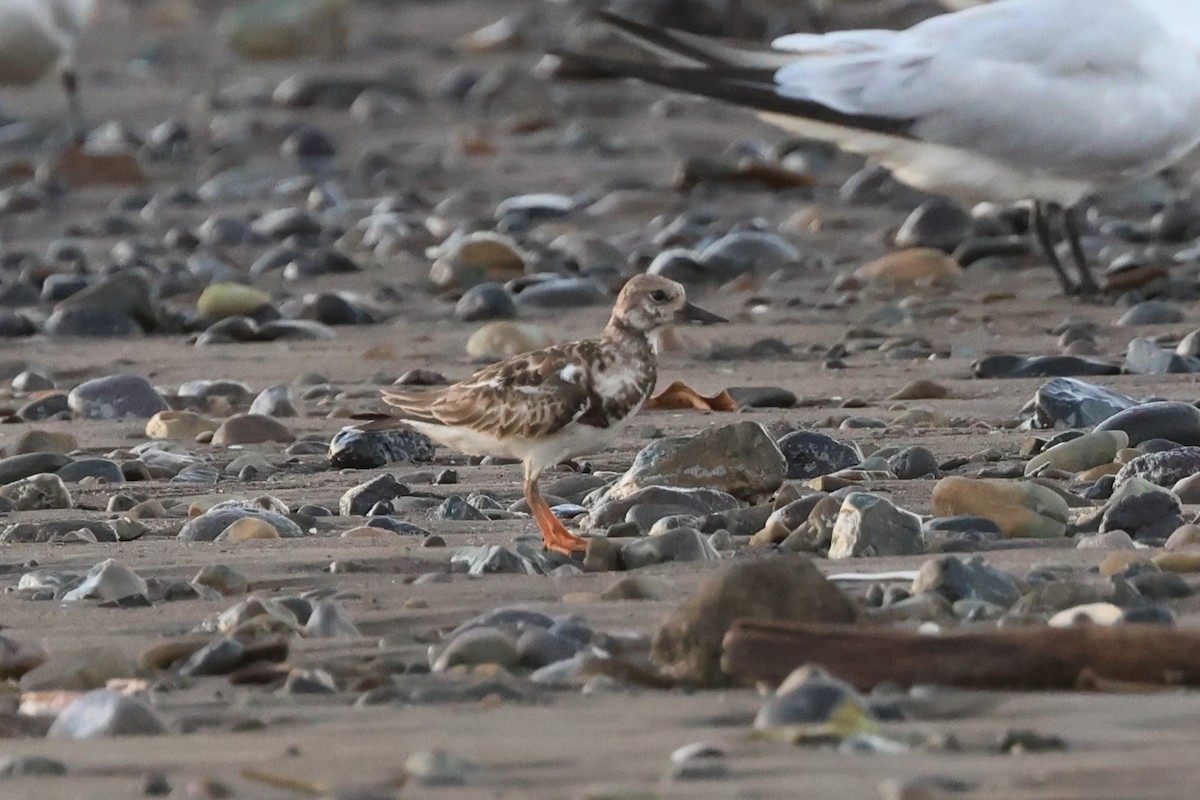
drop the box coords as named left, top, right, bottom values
left=722, top=621, right=1200, bottom=690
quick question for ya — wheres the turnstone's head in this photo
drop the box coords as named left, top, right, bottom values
left=609, top=274, right=725, bottom=334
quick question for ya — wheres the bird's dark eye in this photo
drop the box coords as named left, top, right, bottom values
left=649, top=289, right=669, bottom=303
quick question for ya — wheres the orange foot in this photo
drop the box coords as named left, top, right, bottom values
left=527, top=482, right=588, bottom=556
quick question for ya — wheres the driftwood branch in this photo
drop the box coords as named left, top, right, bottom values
left=722, top=621, right=1200, bottom=690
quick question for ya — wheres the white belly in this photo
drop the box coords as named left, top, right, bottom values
left=406, top=419, right=622, bottom=476
left=760, top=112, right=1098, bottom=206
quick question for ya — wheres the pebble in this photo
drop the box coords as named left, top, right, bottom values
left=434, top=495, right=490, bottom=521
left=211, top=414, right=295, bottom=446
left=328, top=427, right=436, bottom=469
left=19, top=646, right=134, bottom=690
left=432, top=628, right=519, bottom=672
left=1164, top=524, right=1200, bottom=550
left=667, top=741, right=731, bottom=781
left=196, top=283, right=271, bottom=319
left=1048, top=602, right=1127, bottom=628
left=47, top=690, right=165, bottom=738
left=57, top=458, right=124, bottom=484
left=0, top=755, right=67, bottom=777
left=450, top=545, right=537, bottom=576
left=586, top=486, right=739, bottom=529
left=1124, top=337, right=1196, bottom=375
left=178, top=508, right=303, bottom=542
left=67, top=375, right=168, bottom=419
left=1024, top=429, right=1127, bottom=475
left=1116, top=300, right=1185, bottom=326
left=828, top=493, right=924, bottom=558
left=600, top=422, right=785, bottom=503
left=931, top=477, right=1068, bottom=538
left=0, top=473, right=72, bottom=510
left=854, top=248, right=961, bottom=287
left=516, top=628, right=582, bottom=669
left=651, top=557, right=856, bottom=686
left=215, top=517, right=282, bottom=542
left=306, top=601, right=361, bottom=637
left=620, top=528, right=720, bottom=569
left=725, top=386, right=796, bottom=409
left=753, top=665, right=876, bottom=736
left=973, top=354, right=1119, bottom=379
left=776, top=431, right=861, bottom=479
left=1026, top=378, right=1137, bottom=428
left=62, top=559, right=147, bottom=602
left=466, top=321, right=555, bottom=359
left=911, top=556, right=1021, bottom=607
left=894, top=199, right=973, bottom=252
left=1096, top=402, right=1200, bottom=446
left=403, top=749, right=473, bottom=787
left=698, top=231, right=800, bottom=282
left=888, top=379, right=948, bottom=400
left=145, top=411, right=218, bottom=440
left=888, top=446, right=939, bottom=479
left=340, top=474, right=408, bottom=516
left=249, top=384, right=299, bottom=417
left=8, top=430, right=76, bottom=456
left=1101, top=478, right=1183, bottom=540
left=192, top=565, right=250, bottom=596
left=1116, top=447, right=1200, bottom=489
left=454, top=282, right=516, bottom=321
left=430, top=231, right=527, bottom=290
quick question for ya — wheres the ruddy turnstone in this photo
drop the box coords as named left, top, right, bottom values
left=554, top=4, right=1200, bottom=295
left=0, top=0, right=95, bottom=140
left=366, top=274, right=724, bottom=555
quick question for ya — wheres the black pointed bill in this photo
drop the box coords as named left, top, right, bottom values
left=676, top=302, right=726, bottom=324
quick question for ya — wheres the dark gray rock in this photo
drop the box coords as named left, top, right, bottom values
left=0, top=453, right=71, bottom=485
left=328, top=427, right=436, bottom=469
left=340, top=474, right=409, bottom=516
left=586, top=486, right=740, bottom=529
left=912, top=555, right=1021, bottom=608
left=454, top=282, right=516, bottom=322
left=56, top=458, right=125, bottom=484
left=776, top=431, right=860, bottom=479
left=1028, top=377, right=1138, bottom=429
left=434, top=495, right=489, bottom=522
left=620, top=528, right=720, bottom=569
left=1096, top=402, right=1200, bottom=446
left=894, top=199, right=972, bottom=252
left=973, top=354, right=1120, bottom=379
left=43, top=307, right=142, bottom=338
left=1116, top=447, right=1200, bottom=489
left=888, top=446, right=939, bottom=479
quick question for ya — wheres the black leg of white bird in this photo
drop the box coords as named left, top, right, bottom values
left=1031, top=201, right=1075, bottom=295
left=1063, top=205, right=1100, bottom=295
left=61, top=66, right=85, bottom=145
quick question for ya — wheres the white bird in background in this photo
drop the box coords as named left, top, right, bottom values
left=558, top=0, right=1200, bottom=295
left=0, top=0, right=97, bottom=140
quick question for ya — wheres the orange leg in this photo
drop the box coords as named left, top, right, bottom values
left=525, top=475, right=588, bottom=556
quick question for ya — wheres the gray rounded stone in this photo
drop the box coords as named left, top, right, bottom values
left=1095, top=402, right=1200, bottom=446
left=68, top=375, right=168, bottom=420
left=47, top=690, right=166, bottom=738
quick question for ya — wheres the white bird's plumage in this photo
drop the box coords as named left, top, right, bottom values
left=578, top=0, right=1200, bottom=207
left=764, top=0, right=1200, bottom=204
left=0, top=0, right=96, bottom=139
left=0, top=0, right=94, bottom=83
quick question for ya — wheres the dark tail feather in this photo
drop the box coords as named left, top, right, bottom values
left=548, top=48, right=915, bottom=139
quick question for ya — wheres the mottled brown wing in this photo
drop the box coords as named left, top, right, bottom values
left=379, top=341, right=605, bottom=440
